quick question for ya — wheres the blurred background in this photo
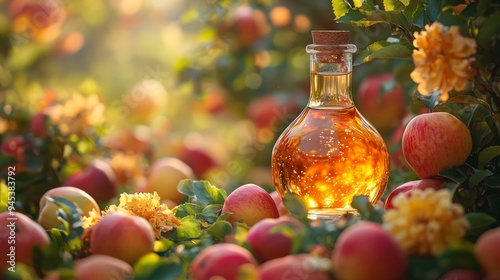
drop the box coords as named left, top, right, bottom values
left=0, top=0, right=421, bottom=214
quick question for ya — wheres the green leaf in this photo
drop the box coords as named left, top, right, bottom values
left=484, top=176, right=500, bottom=188
left=336, top=9, right=367, bottom=23
left=438, top=165, right=468, bottom=184
left=332, top=0, right=352, bottom=19
left=442, top=0, right=465, bottom=6
left=176, top=216, right=203, bottom=240
left=351, top=195, right=383, bottom=223
left=438, top=241, right=481, bottom=272
left=217, top=212, right=232, bottom=221
left=201, top=204, right=223, bottom=217
left=354, top=41, right=413, bottom=66
left=177, top=179, right=195, bottom=197
left=469, top=169, right=493, bottom=187
left=173, top=203, right=203, bottom=218
left=134, top=253, right=183, bottom=280
left=41, top=229, right=68, bottom=270
left=46, top=196, right=84, bottom=239
left=282, top=192, right=309, bottom=223
left=465, top=212, right=498, bottom=239
left=134, top=253, right=163, bottom=278
left=384, top=0, right=401, bottom=11
left=0, top=181, right=8, bottom=212
left=393, top=59, right=415, bottom=87
left=425, top=0, right=443, bottom=22
left=478, top=145, right=500, bottom=169
left=418, top=91, right=441, bottom=112
left=407, top=255, right=443, bottom=280
left=437, top=11, right=469, bottom=35
left=353, top=0, right=364, bottom=8
left=206, top=220, right=232, bottom=240
left=154, top=239, right=174, bottom=253
left=197, top=204, right=223, bottom=223
left=344, top=10, right=410, bottom=28
left=0, top=154, right=16, bottom=166
left=477, top=11, right=500, bottom=50
left=477, top=0, right=492, bottom=15
left=193, top=180, right=227, bottom=206
left=403, top=0, right=420, bottom=27
left=460, top=1, right=478, bottom=18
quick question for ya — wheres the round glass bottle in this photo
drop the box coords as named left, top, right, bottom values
left=271, top=30, right=390, bottom=219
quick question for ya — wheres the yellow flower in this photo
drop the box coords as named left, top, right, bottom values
left=383, top=188, right=469, bottom=256
left=46, top=93, right=105, bottom=137
left=410, top=22, right=477, bottom=101
left=109, top=152, right=145, bottom=186
left=82, top=192, right=181, bottom=238
left=81, top=208, right=102, bottom=229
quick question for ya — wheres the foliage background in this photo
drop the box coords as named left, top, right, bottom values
left=0, top=0, right=419, bottom=215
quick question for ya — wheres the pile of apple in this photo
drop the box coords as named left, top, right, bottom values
left=2, top=178, right=500, bottom=280
left=2, top=111, right=500, bottom=279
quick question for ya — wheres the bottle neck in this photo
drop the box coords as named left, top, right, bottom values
left=306, top=44, right=356, bottom=108
left=309, top=71, right=353, bottom=107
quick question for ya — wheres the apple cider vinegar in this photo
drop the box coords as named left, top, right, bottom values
left=271, top=31, right=390, bottom=219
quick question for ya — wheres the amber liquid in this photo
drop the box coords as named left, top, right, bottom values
left=272, top=72, right=389, bottom=219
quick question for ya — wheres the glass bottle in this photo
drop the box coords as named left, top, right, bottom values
left=271, top=30, right=390, bottom=219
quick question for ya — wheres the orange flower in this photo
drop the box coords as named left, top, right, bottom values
left=410, top=22, right=476, bottom=101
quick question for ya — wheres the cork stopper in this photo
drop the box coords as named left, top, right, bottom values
left=311, top=30, right=350, bottom=63
left=311, top=30, right=350, bottom=45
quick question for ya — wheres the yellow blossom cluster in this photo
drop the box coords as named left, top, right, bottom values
left=82, top=192, right=181, bottom=238
left=410, top=22, right=477, bottom=101
left=45, top=93, right=105, bottom=137
left=383, top=188, right=469, bottom=256
left=109, top=152, right=145, bottom=186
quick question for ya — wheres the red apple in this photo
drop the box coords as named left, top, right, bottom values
left=332, top=222, right=407, bottom=280
left=389, top=113, right=415, bottom=171
left=475, top=227, right=500, bottom=273
left=231, top=5, right=268, bottom=47
left=356, top=73, right=407, bottom=132
left=178, top=146, right=217, bottom=179
left=1, top=135, right=29, bottom=172
left=190, top=243, right=258, bottom=280
left=140, top=157, right=196, bottom=203
left=1, top=135, right=25, bottom=156
left=103, top=126, right=154, bottom=158
left=90, top=212, right=155, bottom=265
left=0, top=212, right=50, bottom=271
left=384, top=178, right=446, bottom=210
left=29, top=112, right=48, bottom=138
left=74, top=254, right=134, bottom=280
left=270, top=191, right=289, bottom=216
left=221, top=184, right=279, bottom=226
left=9, top=0, right=66, bottom=43
left=62, top=159, right=117, bottom=202
left=123, top=79, right=168, bottom=123
left=194, top=87, right=228, bottom=114
left=402, top=112, right=472, bottom=179
left=54, top=31, right=84, bottom=57
left=245, top=216, right=305, bottom=263
left=485, top=272, right=500, bottom=280
left=247, top=91, right=303, bottom=131
left=38, top=186, right=100, bottom=230
left=258, top=254, right=331, bottom=280
left=439, top=269, right=482, bottom=280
